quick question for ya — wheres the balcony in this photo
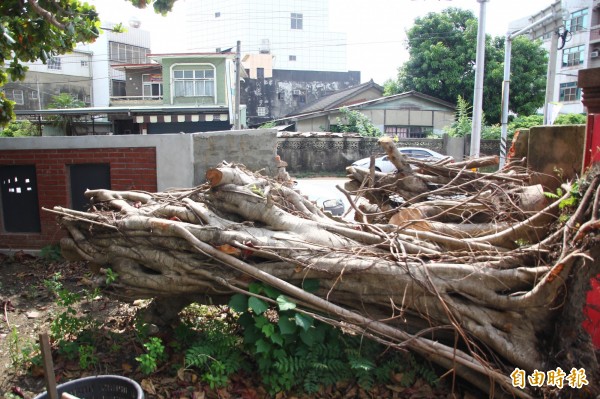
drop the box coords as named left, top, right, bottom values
left=109, top=96, right=163, bottom=106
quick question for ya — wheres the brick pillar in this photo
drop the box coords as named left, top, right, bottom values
left=578, top=67, right=600, bottom=168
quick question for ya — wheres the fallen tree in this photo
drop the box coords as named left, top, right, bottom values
left=48, top=147, right=600, bottom=398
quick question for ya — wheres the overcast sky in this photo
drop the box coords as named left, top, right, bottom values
left=90, top=0, right=557, bottom=84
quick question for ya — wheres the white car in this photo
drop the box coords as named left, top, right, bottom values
left=351, top=147, right=447, bottom=173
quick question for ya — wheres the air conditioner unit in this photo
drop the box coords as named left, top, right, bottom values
left=591, top=51, right=599, bottom=58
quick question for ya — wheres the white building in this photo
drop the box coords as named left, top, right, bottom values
left=183, top=0, right=347, bottom=72
left=510, top=0, right=599, bottom=115
left=76, top=23, right=152, bottom=107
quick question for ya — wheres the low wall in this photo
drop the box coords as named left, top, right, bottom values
left=0, top=130, right=278, bottom=250
left=193, top=129, right=278, bottom=185
left=276, top=135, right=501, bottom=174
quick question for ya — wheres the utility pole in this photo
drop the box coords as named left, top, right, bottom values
left=234, top=40, right=241, bottom=130
left=543, top=31, right=560, bottom=125
left=499, top=2, right=567, bottom=168
left=470, top=0, right=489, bottom=159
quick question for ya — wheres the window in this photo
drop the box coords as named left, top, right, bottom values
left=559, top=82, right=581, bottom=102
left=6, top=90, right=24, bottom=105
left=215, top=12, right=221, bottom=17
left=257, top=107, right=268, bottom=116
left=291, top=13, right=303, bottom=29
left=278, top=92, right=284, bottom=100
left=562, top=45, right=585, bottom=67
left=385, top=126, right=432, bottom=139
left=142, top=74, right=163, bottom=99
left=112, top=80, right=126, bottom=97
left=48, top=57, right=61, bottom=70
left=257, top=68, right=264, bottom=80
left=289, top=55, right=297, bottom=61
left=30, top=90, right=38, bottom=100
left=109, top=42, right=150, bottom=63
left=81, top=60, right=89, bottom=67
left=173, top=66, right=215, bottom=98
left=565, top=8, right=588, bottom=33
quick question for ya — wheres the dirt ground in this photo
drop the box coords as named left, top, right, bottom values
left=0, top=252, right=478, bottom=399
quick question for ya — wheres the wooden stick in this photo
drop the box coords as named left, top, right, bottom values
left=39, top=333, right=59, bottom=399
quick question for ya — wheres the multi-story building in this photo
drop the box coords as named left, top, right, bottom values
left=2, top=50, right=93, bottom=112
left=511, top=0, right=599, bottom=115
left=182, top=0, right=359, bottom=123
left=76, top=22, right=152, bottom=107
left=184, top=0, right=347, bottom=72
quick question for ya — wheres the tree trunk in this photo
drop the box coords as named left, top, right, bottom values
left=48, top=160, right=600, bottom=399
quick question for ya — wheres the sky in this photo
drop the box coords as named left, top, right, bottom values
left=90, top=0, right=557, bottom=84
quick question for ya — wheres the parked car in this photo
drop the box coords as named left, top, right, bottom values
left=293, top=180, right=346, bottom=216
left=351, top=147, right=447, bottom=172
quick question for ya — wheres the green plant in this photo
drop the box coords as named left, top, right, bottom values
left=0, top=119, right=39, bottom=137
left=259, top=121, right=276, bottom=129
left=136, top=337, right=166, bottom=375
left=105, top=268, right=119, bottom=285
left=226, top=281, right=439, bottom=395
left=444, top=95, right=472, bottom=138
left=330, top=107, right=382, bottom=137
left=40, top=244, right=63, bottom=261
left=78, top=344, right=99, bottom=369
left=6, top=326, right=39, bottom=370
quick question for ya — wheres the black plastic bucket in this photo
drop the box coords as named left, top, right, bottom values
left=33, top=375, right=144, bottom=399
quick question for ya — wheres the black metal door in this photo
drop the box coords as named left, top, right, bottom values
left=69, top=164, right=111, bottom=212
left=0, top=165, right=41, bottom=232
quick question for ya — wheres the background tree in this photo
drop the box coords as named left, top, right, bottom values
left=0, top=119, right=39, bottom=137
left=47, top=93, right=85, bottom=136
left=330, top=107, right=382, bottom=137
left=0, top=0, right=176, bottom=127
left=387, top=8, right=547, bottom=123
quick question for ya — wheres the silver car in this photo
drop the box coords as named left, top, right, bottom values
left=351, top=147, right=446, bottom=173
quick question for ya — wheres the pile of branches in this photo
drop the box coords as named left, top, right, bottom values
left=49, top=139, right=600, bottom=398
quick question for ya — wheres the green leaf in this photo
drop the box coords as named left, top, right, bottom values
left=261, top=323, right=275, bottom=338
left=263, top=285, right=281, bottom=299
left=294, top=313, right=313, bottom=331
left=243, top=324, right=261, bottom=344
left=301, top=279, right=320, bottom=293
left=270, top=332, right=284, bottom=346
left=248, top=297, right=268, bottom=315
left=254, top=315, right=269, bottom=328
left=299, top=328, right=315, bottom=346
left=278, top=317, right=297, bottom=335
left=276, top=295, right=296, bottom=311
left=248, top=282, right=263, bottom=294
left=228, top=294, right=248, bottom=313
left=255, top=339, right=271, bottom=354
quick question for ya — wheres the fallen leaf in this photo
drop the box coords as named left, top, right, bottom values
left=26, top=310, right=42, bottom=319
left=193, top=391, right=206, bottom=399
left=141, top=378, right=157, bottom=395
left=121, top=362, right=133, bottom=372
left=177, top=367, right=186, bottom=381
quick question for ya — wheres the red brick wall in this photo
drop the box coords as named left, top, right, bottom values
left=0, top=147, right=157, bottom=250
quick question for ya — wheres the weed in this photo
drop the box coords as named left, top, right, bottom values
left=40, top=244, right=63, bottom=262
left=136, top=337, right=166, bottom=375
left=78, top=344, right=99, bottom=370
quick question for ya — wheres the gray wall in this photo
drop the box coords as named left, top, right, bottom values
left=192, top=129, right=278, bottom=185
left=276, top=135, right=500, bottom=174
left=1, top=129, right=279, bottom=191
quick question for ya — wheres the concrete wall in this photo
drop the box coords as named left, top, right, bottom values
left=192, top=129, right=279, bottom=185
left=0, top=135, right=195, bottom=191
left=527, top=125, right=586, bottom=191
left=0, top=130, right=278, bottom=250
left=276, top=135, right=481, bottom=174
